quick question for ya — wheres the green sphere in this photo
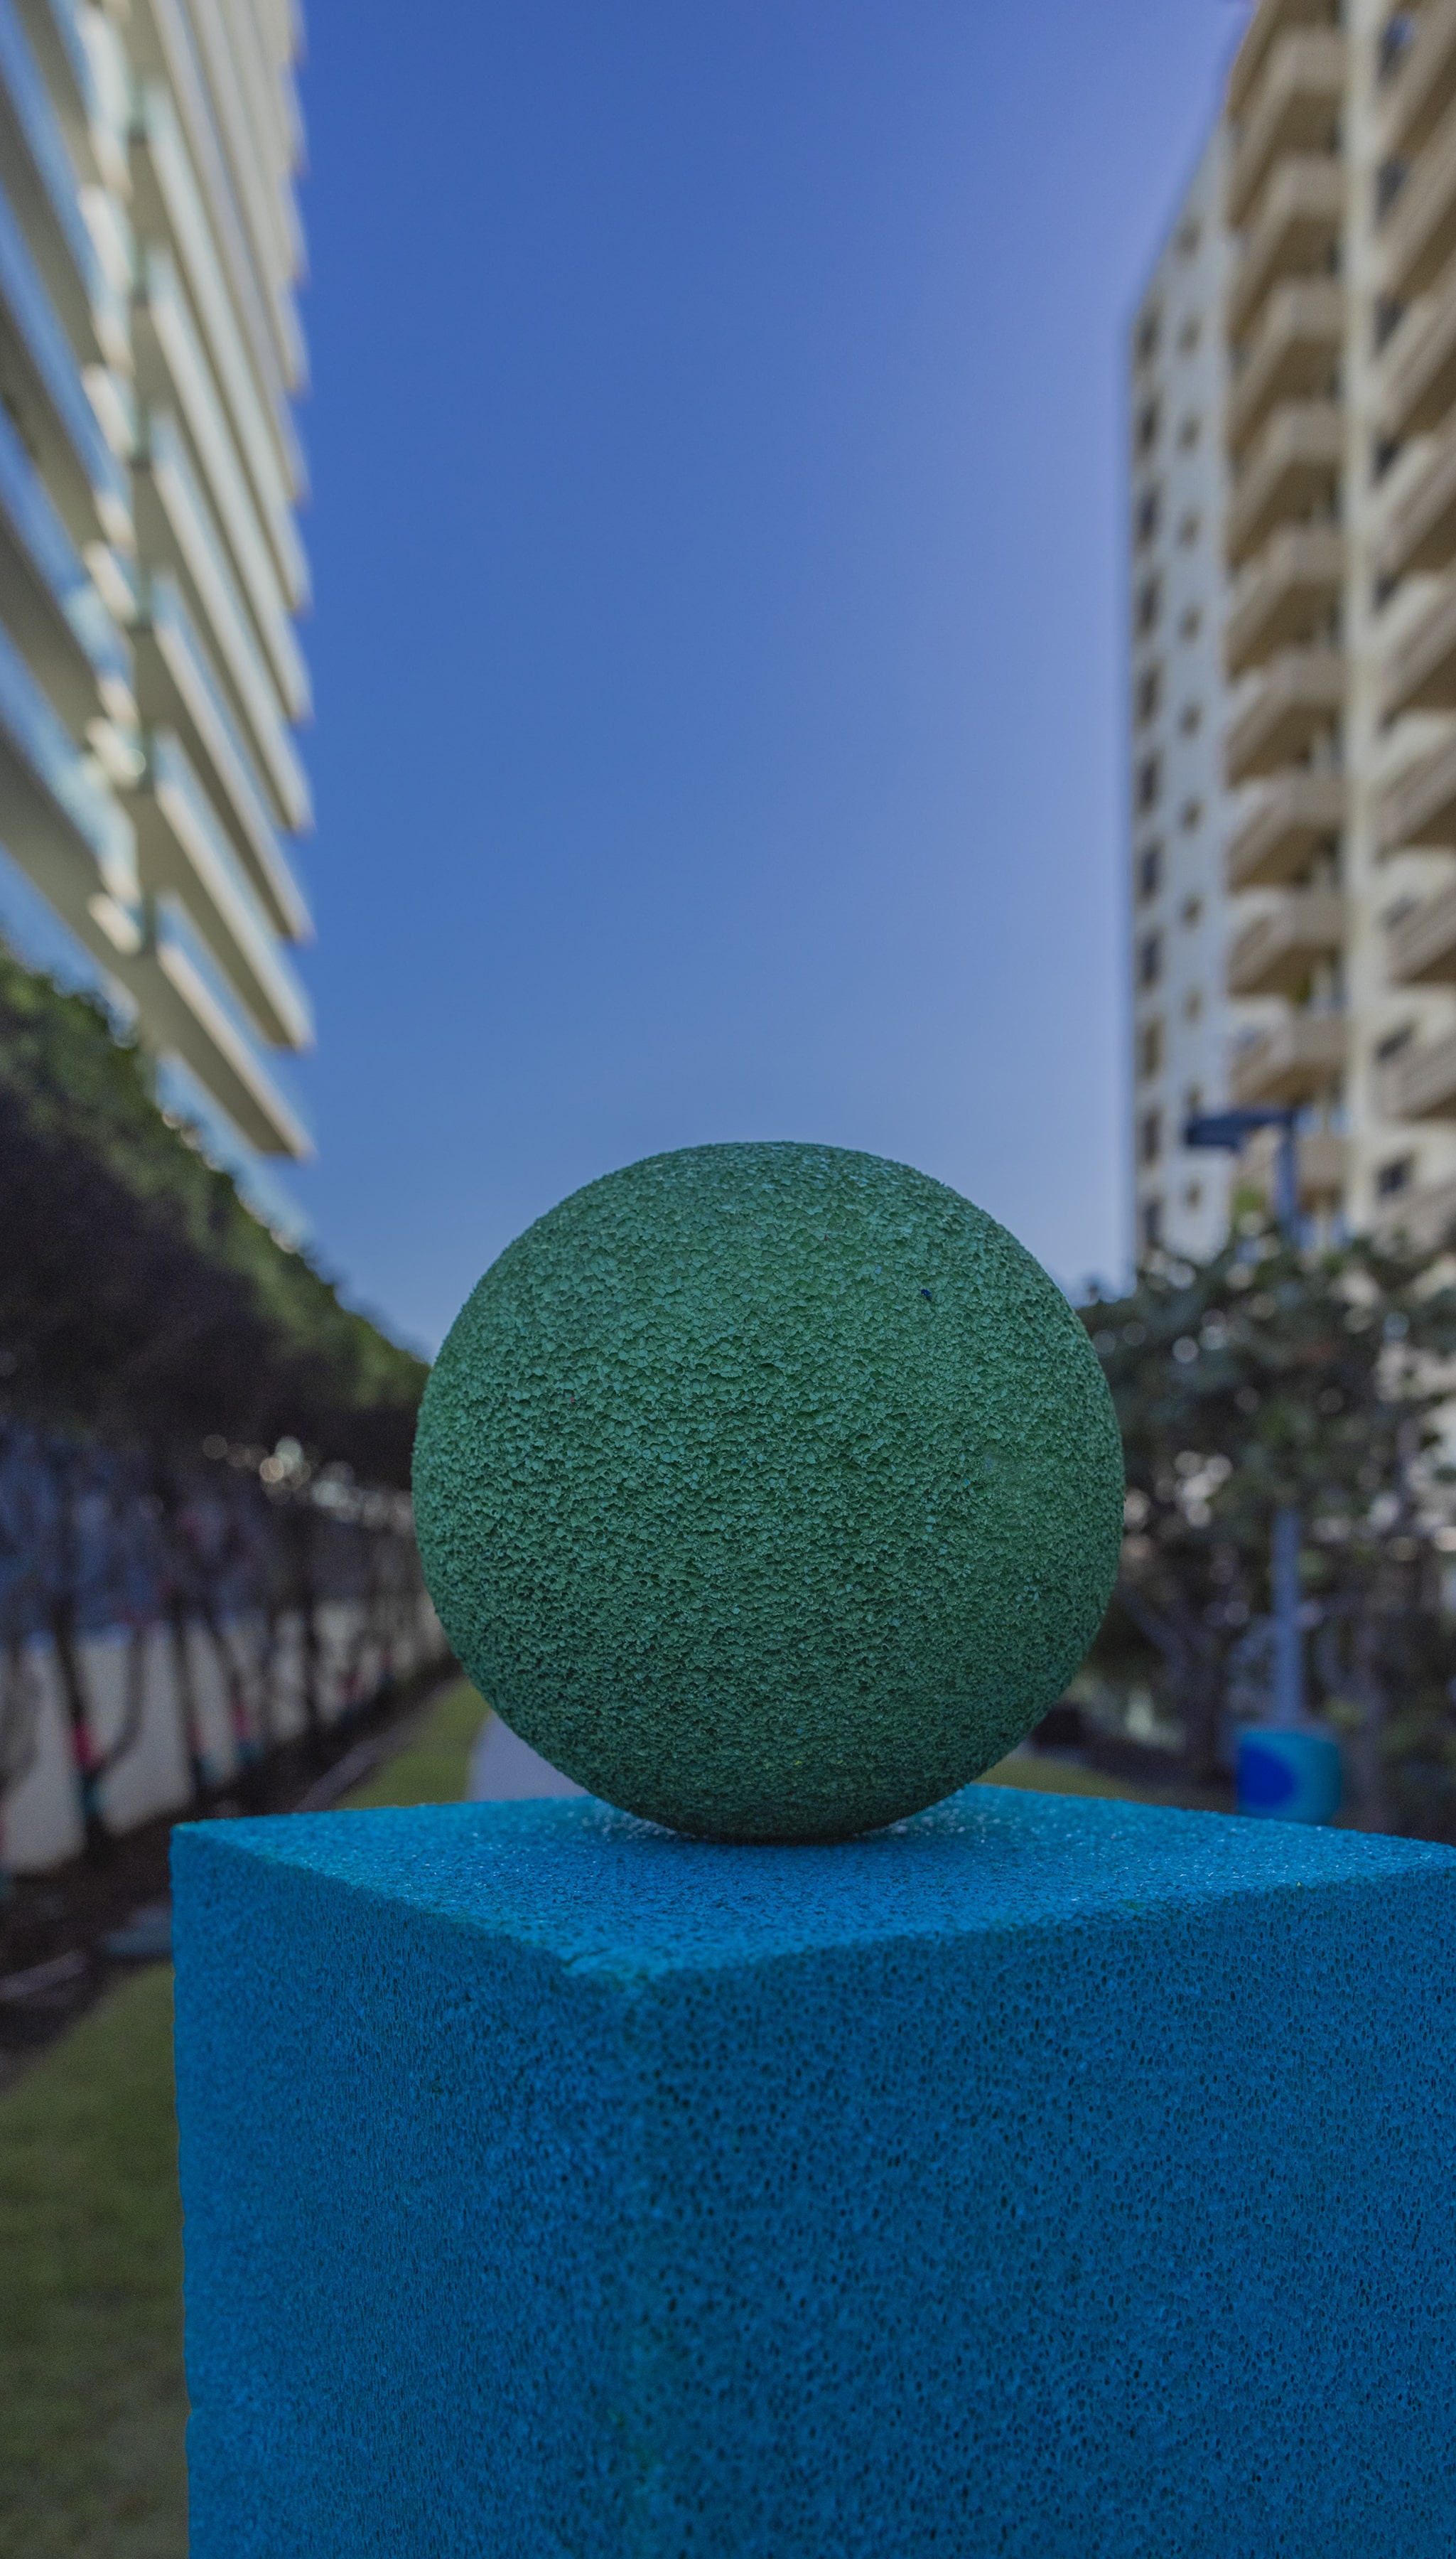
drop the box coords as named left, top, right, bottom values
left=412, top=1142, right=1123, bottom=1843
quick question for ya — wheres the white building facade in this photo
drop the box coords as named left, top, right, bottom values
left=0, top=0, right=313, bottom=1238
left=1131, top=0, right=1456, bottom=1266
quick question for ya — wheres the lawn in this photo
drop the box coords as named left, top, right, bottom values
left=0, top=1678, right=490, bottom=2559
left=0, top=1700, right=1128, bottom=2555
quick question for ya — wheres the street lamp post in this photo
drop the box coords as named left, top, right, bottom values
left=1183, top=1105, right=1298, bottom=1235
left=1182, top=1107, right=1340, bottom=1820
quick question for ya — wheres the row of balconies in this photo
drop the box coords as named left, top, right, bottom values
left=1227, top=28, right=1344, bottom=230
left=1222, top=871, right=1456, bottom=1005
left=0, top=0, right=313, bottom=1167
left=1374, top=0, right=1456, bottom=1194
left=1222, top=1005, right=1456, bottom=1130
left=1206, top=6, right=1456, bottom=1225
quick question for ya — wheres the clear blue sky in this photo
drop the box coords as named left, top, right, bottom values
left=288, top=0, right=1244, bottom=1354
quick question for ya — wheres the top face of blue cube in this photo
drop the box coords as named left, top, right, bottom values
left=173, top=1790, right=1456, bottom=1988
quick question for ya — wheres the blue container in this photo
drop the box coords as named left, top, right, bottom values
left=175, top=1789, right=1456, bottom=2555
left=1237, top=1724, right=1343, bottom=1824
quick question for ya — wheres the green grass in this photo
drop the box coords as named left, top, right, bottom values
left=0, top=1678, right=489, bottom=2559
left=978, top=1749, right=1135, bottom=1800
left=343, top=1678, right=491, bottom=1810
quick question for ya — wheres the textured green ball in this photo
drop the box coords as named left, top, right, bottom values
left=413, top=1142, right=1123, bottom=1843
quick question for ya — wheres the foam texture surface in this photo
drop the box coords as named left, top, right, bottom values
left=411, top=1142, right=1123, bottom=1840
left=175, top=1791, right=1456, bottom=2558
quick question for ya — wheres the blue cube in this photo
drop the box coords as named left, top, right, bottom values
left=173, top=1790, right=1456, bottom=2557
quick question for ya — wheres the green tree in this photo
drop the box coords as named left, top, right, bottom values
left=0, top=952, right=433, bottom=1859
left=1082, top=1220, right=1456, bottom=1832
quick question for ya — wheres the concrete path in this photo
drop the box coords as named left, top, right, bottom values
left=468, top=1713, right=586, bottom=1802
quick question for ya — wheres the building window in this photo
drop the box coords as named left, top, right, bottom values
left=1179, top=701, right=1202, bottom=736
left=1376, top=1024, right=1413, bottom=1063
left=1139, top=1110, right=1163, bottom=1166
left=1137, top=578, right=1162, bottom=635
left=1184, top=987, right=1203, bottom=1022
left=1180, top=797, right=1203, bottom=832
left=1179, top=605, right=1202, bottom=641
left=1376, top=1155, right=1413, bottom=1196
left=1177, top=219, right=1202, bottom=258
left=1137, top=755, right=1162, bottom=813
left=1136, top=665, right=1162, bottom=725
left=1138, top=932, right=1163, bottom=988
left=1177, top=315, right=1201, bottom=353
left=1141, top=1196, right=1163, bottom=1253
left=1137, top=400, right=1160, bottom=457
left=1177, top=509, right=1202, bottom=547
left=1137, top=842, right=1163, bottom=901
left=1138, top=309, right=1161, bottom=365
left=1182, top=894, right=1203, bottom=928
left=1137, top=1017, right=1164, bottom=1079
left=1184, top=1181, right=1203, bottom=1211
left=1178, top=414, right=1200, bottom=451
left=1136, top=487, right=1162, bottom=547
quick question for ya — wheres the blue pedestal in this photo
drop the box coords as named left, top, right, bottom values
left=173, top=1791, right=1456, bottom=2558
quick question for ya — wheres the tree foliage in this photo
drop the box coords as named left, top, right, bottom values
left=0, top=948, right=425, bottom=1481
left=1082, top=1221, right=1456, bottom=1831
left=0, top=953, right=434, bottom=1861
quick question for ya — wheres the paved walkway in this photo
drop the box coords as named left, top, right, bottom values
left=468, top=1714, right=586, bottom=1802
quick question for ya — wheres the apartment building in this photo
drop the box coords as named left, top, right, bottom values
left=1130, top=0, right=1456, bottom=1265
left=0, top=0, right=312, bottom=1241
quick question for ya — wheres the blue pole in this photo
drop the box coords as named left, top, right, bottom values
left=1275, top=1117, right=1298, bottom=1231
left=1271, top=1505, right=1304, bottom=1729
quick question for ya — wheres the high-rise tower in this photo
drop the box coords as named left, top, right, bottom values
left=1130, top=0, right=1456, bottom=1265
left=0, top=0, right=311, bottom=1239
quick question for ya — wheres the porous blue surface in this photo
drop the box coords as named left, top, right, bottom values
left=174, top=1792, right=1456, bottom=2557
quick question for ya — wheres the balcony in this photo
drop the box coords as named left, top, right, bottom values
left=130, top=80, right=310, bottom=603
left=0, top=616, right=136, bottom=963
left=1226, top=525, right=1343, bottom=675
left=1381, top=262, right=1456, bottom=437
left=1228, top=280, right=1343, bottom=454
left=151, top=1054, right=308, bottom=1245
left=1226, top=771, right=1345, bottom=888
left=1224, top=648, right=1343, bottom=783
left=1375, top=1171, right=1456, bottom=1250
left=1246, top=1122, right=1348, bottom=1206
left=135, top=409, right=311, bottom=832
left=119, top=891, right=313, bottom=1161
left=134, top=247, right=310, bottom=719
left=0, top=0, right=126, bottom=370
left=1228, top=401, right=1342, bottom=564
left=1226, top=31, right=1345, bottom=228
left=1226, top=889, right=1345, bottom=996
left=0, top=395, right=131, bottom=731
left=1384, top=581, right=1456, bottom=717
left=1387, top=879, right=1456, bottom=985
left=1382, top=0, right=1456, bottom=160
left=1228, top=157, right=1343, bottom=340
left=1229, top=0, right=1341, bottom=120
left=1229, top=1011, right=1347, bottom=1105
left=1381, top=1026, right=1456, bottom=1118
left=130, top=729, right=313, bottom=1049
left=1381, top=95, right=1456, bottom=299
left=0, top=173, right=128, bottom=549
left=132, top=572, right=311, bottom=942
left=1379, top=734, right=1456, bottom=849
left=1376, top=429, right=1456, bottom=581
